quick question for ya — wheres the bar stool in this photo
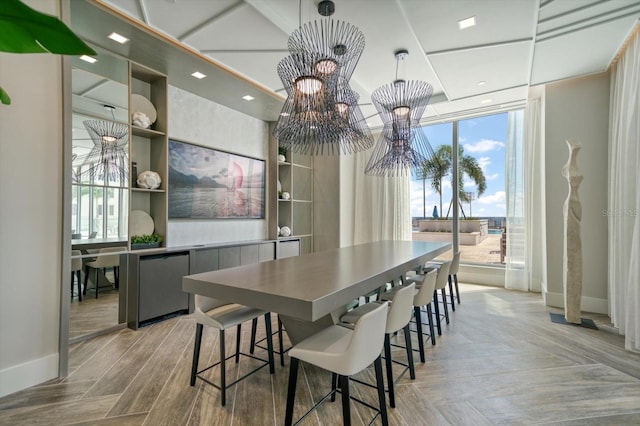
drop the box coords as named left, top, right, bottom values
left=285, top=302, right=389, bottom=426
left=388, top=269, right=438, bottom=362
left=189, top=295, right=275, bottom=406
left=432, top=261, right=452, bottom=335
left=71, top=250, right=83, bottom=301
left=340, top=283, right=416, bottom=408
left=83, top=247, right=121, bottom=298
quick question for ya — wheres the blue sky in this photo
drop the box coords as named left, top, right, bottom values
left=411, top=112, right=508, bottom=218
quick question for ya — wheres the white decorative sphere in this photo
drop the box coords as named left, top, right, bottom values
left=278, top=154, right=286, bottom=162
left=281, top=191, right=291, bottom=200
left=280, top=226, right=291, bottom=237
left=137, top=170, right=161, bottom=189
left=277, top=226, right=281, bottom=236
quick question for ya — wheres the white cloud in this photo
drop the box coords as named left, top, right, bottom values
left=463, top=180, right=476, bottom=188
left=477, top=156, right=491, bottom=172
left=486, top=173, right=499, bottom=180
left=442, top=180, right=452, bottom=189
left=477, top=191, right=506, bottom=205
left=464, top=138, right=505, bottom=153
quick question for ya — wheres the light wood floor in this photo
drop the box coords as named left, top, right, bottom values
left=2, top=284, right=640, bottom=425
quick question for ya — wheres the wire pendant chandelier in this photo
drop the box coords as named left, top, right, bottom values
left=274, top=1, right=373, bottom=155
left=365, top=50, right=436, bottom=177
left=79, top=118, right=129, bottom=185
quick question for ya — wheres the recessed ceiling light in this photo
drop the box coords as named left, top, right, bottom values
left=191, top=71, right=206, bottom=79
left=477, top=81, right=486, bottom=86
left=458, top=16, right=476, bottom=30
left=107, top=32, right=129, bottom=44
left=481, top=99, right=493, bottom=104
left=242, top=95, right=255, bottom=101
left=79, top=55, right=97, bottom=64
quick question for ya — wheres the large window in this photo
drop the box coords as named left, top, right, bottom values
left=411, top=112, right=514, bottom=266
left=71, top=164, right=128, bottom=239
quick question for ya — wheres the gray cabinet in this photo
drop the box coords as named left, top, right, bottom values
left=128, top=252, right=190, bottom=328
left=138, top=253, right=190, bottom=323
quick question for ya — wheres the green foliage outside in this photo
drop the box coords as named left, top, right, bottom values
left=418, top=145, right=487, bottom=218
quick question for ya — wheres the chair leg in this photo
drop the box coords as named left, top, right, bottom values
left=220, top=329, right=227, bottom=406
left=83, top=266, right=89, bottom=295
left=235, top=324, right=242, bottom=363
left=76, top=271, right=82, bottom=302
left=374, top=356, right=389, bottom=426
left=284, top=357, right=299, bottom=426
left=94, top=269, right=99, bottom=299
left=383, top=334, right=394, bottom=408
left=278, top=317, right=285, bottom=367
left=454, top=274, right=461, bottom=304
left=441, top=288, right=450, bottom=324
left=264, top=312, right=275, bottom=374
left=190, top=323, right=203, bottom=386
left=414, top=306, right=425, bottom=363
left=403, top=324, right=415, bottom=380
left=339, top=374, right=351, bottom=425
left=331, top=372, right=338, bottom=402
left=249, top=317, right=258, bottom=354
left=70, top=272, right=74, bottom=299
left=114, top=266, right=119, bottom=289
left=448, top=275, right=456, bottom=311
left=426, top=303, right=436, bottom=345
left=433, top=291, right=442, bottom=335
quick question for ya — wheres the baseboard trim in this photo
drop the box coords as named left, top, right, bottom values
left=544, top=291, right=609, bottom=314
left=0, top=353, right=58, bottom=398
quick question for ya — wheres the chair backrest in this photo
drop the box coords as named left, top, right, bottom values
left=450, top=251, right=461, bottom=275
left=90, top=247, right=123, bottom=268
left=413, top=269, right=438, bottom=307
left=434, top=261, right=451, bottom=290
left=341, top=301, right=389, bottom=375
left=71, top=250, right=83, bottom=272
left=89, top=231, right=98, bottom=239
left=385, top=283, right=415, bottom=334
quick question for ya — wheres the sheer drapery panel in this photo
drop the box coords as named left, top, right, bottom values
left=608, top=27, right=640, bottom=352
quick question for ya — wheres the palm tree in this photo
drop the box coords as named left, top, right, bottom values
left=419, top=145, right=487, bottom=218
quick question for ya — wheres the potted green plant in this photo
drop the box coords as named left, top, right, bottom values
left=131, top=233, right=164, bottom=250
left=278, top=146, right=287, bottom=162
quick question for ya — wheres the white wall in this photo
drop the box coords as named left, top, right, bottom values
left=167, top=86, right=269, bottom=246
left=0, top=0, right=64, bottom=397
left=544, top=73, right=610, bottom=314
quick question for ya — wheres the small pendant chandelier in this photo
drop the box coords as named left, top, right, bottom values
left=79, top=105, right=129, bottom=185
left=365, top=50, right=436, bottom=177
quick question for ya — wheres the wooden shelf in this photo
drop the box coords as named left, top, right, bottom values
left=131, top=126, right=165, bottom=138
left=131, top=187, right=165, bottom=193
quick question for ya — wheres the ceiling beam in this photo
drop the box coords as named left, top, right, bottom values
left=177, top=1, right=247, bottom=42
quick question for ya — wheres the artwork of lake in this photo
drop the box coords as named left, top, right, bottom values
left=168, top=140, right=265, bottom=219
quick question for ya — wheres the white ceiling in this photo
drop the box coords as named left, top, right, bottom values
left=93, top=0, right=639, bottom=127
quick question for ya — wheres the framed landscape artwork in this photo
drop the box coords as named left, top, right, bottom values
left=168, top=140, right=265, bottom=219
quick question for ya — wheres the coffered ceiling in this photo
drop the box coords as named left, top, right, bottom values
left=76, top=0, right=640, bottom=127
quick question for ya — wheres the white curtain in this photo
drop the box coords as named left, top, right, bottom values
left=505, top=110, right=527, bottom=290
left=505, top=101, right=545, bottom=292
left=608, top=27, right=640, bottom=352
left=352, top=148, right=411, bottom=244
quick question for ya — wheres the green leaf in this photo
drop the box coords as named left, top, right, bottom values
left=0, top=0, right=96, bottom=55
left=0, top=86, right=10, bottom=105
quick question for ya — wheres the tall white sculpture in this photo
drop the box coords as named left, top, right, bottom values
left=562, top=139, right=583, bottom=324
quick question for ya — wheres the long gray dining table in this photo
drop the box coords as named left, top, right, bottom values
left=182, top=240, right=452, bottom=343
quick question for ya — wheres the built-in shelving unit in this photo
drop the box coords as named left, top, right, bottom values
left=277, top=150, right=313, bottom=254
left=129, top=63, right=168, bottom=249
